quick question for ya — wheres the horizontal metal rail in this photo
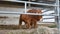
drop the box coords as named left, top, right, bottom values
left=0, top=10, right=57, bottom=16
left=0, top=12, right=58, bottom=16
left=43, top=17, right=55, bottom=19
left=2, top=0, right=58, bottom=7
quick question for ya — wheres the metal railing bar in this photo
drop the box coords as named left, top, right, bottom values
left=42, top=21, right=55, bottom=23
left=25, top=2, right=27, bottom=13
left=27, top=2, right=58, bottom=7
left=43, top=18, right=55, bottom=19
left=42, top=9, right=55, bottom=13
left=0, top=10, right=55, bottom=14
left=0, top=13, right=58, bottom=16
left=43, top=17, right=55, bottom=18
left=2, top=1, right=58, bottom=7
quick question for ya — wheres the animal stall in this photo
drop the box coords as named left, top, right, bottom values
left=0, top=0, right=60, bottom=34
left=0, top=0, right=59, bottom=34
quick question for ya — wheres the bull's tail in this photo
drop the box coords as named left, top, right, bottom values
left=19, top=14, right=22, bottom=26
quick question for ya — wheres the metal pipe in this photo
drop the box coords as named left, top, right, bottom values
left=2, top=0, right=58, bottom=7
left=54, top=0, right=59, bottom=34
left=0, top=12, right=58, bottom=16
left=25, top=2, right=27, bottom=13
left=56, top=0, right=60, bottom=33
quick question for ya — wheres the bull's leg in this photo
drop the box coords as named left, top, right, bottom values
left=34, top=21, right=37, bottom=28
left=27, top=23, right=31, bottom=29
left=24, top=21, right=28, bottom=28
left=19, top=20, right=22, bottom=28
left=30, top=22, right=33, bottom=28
left=26, top=20, right=31, bottom=29
left=30, top=21, right=34, bottom=28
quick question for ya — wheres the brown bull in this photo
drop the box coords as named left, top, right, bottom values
left=19, top=9, right=42, bottom=29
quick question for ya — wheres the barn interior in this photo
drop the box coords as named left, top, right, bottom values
left=0, top=0, right=59, bottom=34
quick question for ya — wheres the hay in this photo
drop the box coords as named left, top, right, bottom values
left=0, top=26, right=58, bottom=34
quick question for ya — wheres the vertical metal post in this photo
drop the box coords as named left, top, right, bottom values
left=55, top=0, right=59, bottom=33
left=25, top=2, right=27, bottom=13
left=28, top=0, right=31, bottom=7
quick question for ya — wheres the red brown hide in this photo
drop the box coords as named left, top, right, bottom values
left=19, top=9, right=42, bottom=29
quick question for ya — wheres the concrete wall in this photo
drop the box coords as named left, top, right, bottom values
left=0, top=4, right=24, bottom=25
